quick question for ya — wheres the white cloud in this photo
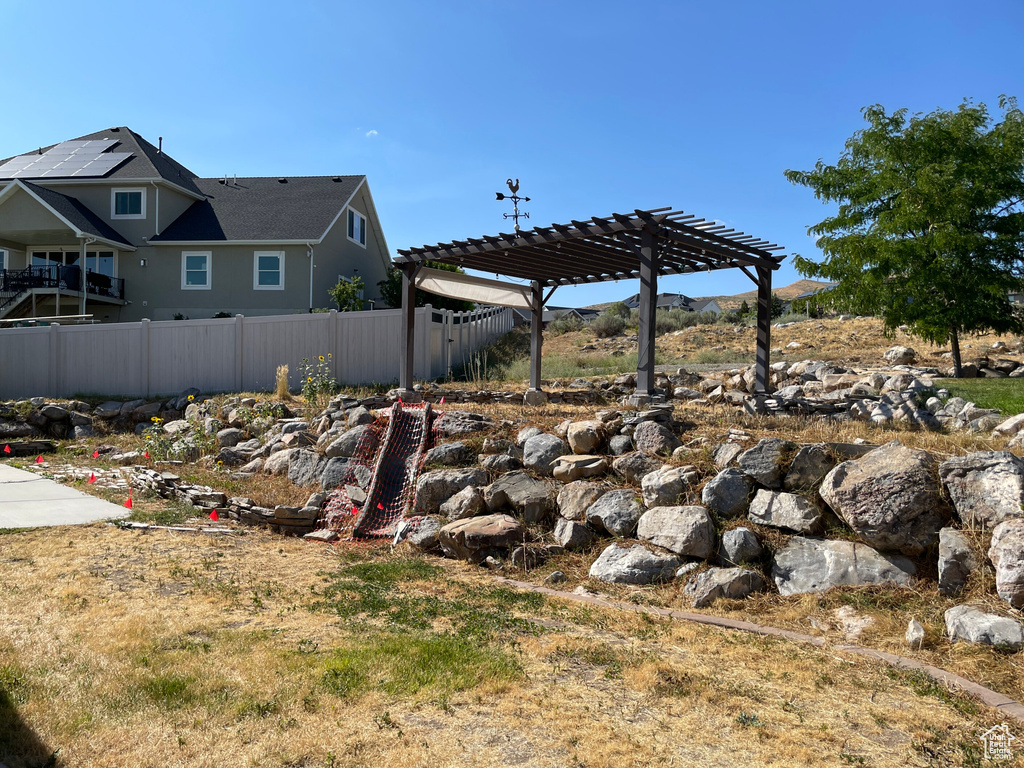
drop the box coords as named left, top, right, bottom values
left=365, top=129, right=378, bottom=138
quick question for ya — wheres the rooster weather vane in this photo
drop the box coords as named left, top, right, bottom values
left=495, top=178, right=530, bottom=232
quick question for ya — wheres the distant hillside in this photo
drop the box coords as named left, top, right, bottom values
left=582, top=280, right=836, bottom=312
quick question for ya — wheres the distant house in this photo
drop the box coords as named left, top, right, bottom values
left=0, top=127, right=391, bottom=322
left=619, top=292, right=721, bottom=315
left=511, top=306, right=598, bottom=328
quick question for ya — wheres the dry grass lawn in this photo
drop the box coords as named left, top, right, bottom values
left=0, top=524, right=1016, bottom=768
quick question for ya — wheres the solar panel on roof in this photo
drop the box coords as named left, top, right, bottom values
left=0, top=139, right=131, bottom=179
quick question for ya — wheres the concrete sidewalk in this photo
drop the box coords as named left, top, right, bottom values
left=0, top=463, right=130, bottom=528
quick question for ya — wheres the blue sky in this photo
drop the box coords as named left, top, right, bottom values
left=2, top=0, right=1022, bottom=306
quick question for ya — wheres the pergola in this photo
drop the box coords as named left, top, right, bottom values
left=393, top=207, right=785, bottom=402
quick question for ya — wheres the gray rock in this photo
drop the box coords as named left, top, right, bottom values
left=783, top=444, right=836, bottom=491
left=818, top=441, right=949, bottom=556
left=406, top=517, right=442, bottom=551
left=640, top=465, right=699, bottom=508
left=939, top=451, right=1024, bottom=529
left=557, top=481, right=607, bottom=522
left=611, top=452, right=662, bottom=484
left=347, top=406, right=375, bottom=427
left=771, top=536, right=917, bottom=596
left=216, top=427, right=245, bottom=448
left=438, top=514, right=526, bottom=563
left=588, top=543, right=682, bottom=584
left=523, top=433, right=569, bottom=476
left=701, top=467, right=755, bottom=518
left=287, top=450, right=328, bottom=487
left=684, top=567, right=766, bottom=608
left=937, top=527, right=979, bottom=597
left=586, top=489, right=643, bottom=537
left=632, top=420, right=682, bottom=456
left=320, top=457, right=371, bottom=492
left=636, top=505, right=716, bottom=558
left=883, top=345, right=917, bottom=365
left=738, top=438, right=797, bottom=489
left=40, top=404, right=69, bottom=421
left=415, top=468, right=489, bottom=514
left=747, top=489, right=823, bottom=534
left=440, top=485, right=486, bottom=520
left=423, top=441, right=474, bottom=466
left=215, top=447, right=247, bottom=467
left=720, top=528, right=763, bottom=565
left=479, top=453, right=523, bottom=472
left=119, top=399, right=146, bottom=417
left=608, top=434, right=633, bottom=456
left=545, top=570, right=567, bottom=585
left=163, top=419, right=191, bottom=435
left=94, top=400, right=124, bottom=419
left=325, top=425, right=377, bottom=459
left=944, top=605, right=1023, bottom=650
left=905, top=619, right=926, bottom=649
left=988, top=518, right=1024, bottom=608
left=263, top=448, right=296, bottom=475
left=516, top=426, right=543, bottom=447
left=713, top=442, right=744, bottom=469
left=71, top=425, right=96, bottom=439
left=484, top=470, right=555, bottom=523
left=566, top=421, right=605, bottom=455
left=553, top=518, right=597, bottom=551
left=432, top=411, right=494, bottom=437
left=481, top=437, right=513, bottom=455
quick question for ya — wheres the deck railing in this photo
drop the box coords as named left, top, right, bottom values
left=0, top=267, right=125, bottom=314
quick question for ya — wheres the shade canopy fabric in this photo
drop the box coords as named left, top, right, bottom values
left=413, top=267, right=533, bottom=309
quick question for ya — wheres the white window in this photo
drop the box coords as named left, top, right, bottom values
left=253, top=250, right=285, bottom=290
left=347, top=207, right=367, bottom=247
left=181, top=251, right=211, bottom=290
left=111, top=188, right=146, bottom=219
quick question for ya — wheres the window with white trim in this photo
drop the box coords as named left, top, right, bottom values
left=347, top=207, right=367, bottom=247
left=182, top=251, right=211, bottom=290
left=253, top=250, right=285, bottom=290
left=111, top=188, right=146, bottom=219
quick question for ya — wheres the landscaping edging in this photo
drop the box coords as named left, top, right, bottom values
left=493, top=575, right=1024, bottom=725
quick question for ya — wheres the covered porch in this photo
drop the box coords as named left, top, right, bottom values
left=393, top=207, right=785, bottom=403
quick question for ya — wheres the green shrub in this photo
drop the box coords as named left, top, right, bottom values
left=549, top=313, right=585, bottom=335
left=605, top=302, right=631, bottom=319
left=591, top=312, right=626, bottom=338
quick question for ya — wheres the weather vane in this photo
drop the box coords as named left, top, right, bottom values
left=495, top=178, right=531, bottom=231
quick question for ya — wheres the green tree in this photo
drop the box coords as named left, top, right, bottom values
left=770, top=293, right=785, bottom=319
left=785, top=97, right=1024, bottom=377
left=377, top=261, right=475, bottom=312
left=738, top=300, right=750, bottom=317
left=328, top=275, right=365, bottom=311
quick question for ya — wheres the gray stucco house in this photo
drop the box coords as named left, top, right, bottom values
left=0, top=127, right=391, bottom=322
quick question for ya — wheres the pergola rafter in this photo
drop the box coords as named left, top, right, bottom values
left=394, top=207, right=785, bottom=403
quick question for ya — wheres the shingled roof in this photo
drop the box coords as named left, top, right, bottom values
left=151, top=176, right=365, bottom=242
left=0, top=127, right=203, bottom=197
left=20, top=181, right=133, bottom=248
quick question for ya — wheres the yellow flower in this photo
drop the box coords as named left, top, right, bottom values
left=217, top=460, right=224, bottom=466
left=307, top=377, right=312, bottom=382
left=150, top=416, right=163, bottom=423
left=144, top=436, right=151, bottom=441
left=187, top=394, right=195, bottom=401
left=327, top=353, right=332, bottom=359
left=318, top=355, right=325, bottom=362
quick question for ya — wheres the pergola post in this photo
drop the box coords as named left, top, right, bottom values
left=524, top=280, right=548, bottom=405
left=634, top=228, right=658, bottom=401
left=755, top=265, right=773, bottom=394
left=397, top=262, right=418, bottom=398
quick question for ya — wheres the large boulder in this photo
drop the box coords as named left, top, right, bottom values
left=883, top=345, right=916, bottom=365
left=553, top=518, right=597, bottom=551
left=557, top=481, right=607, bottom=522
left=320, top=457, right=371, bottom=491
left=404, top=517, right=442, bottom=552
left=433, top=411, right=494, bottom=437
left=263, top=448, right=297, bottom=476
left=438, top=514, right=527, bottom=563
left=701, top=467, right=755, bottom=518
left=287, top=450, right=328, bottom=487
left=423, top=441, right=474, bottom=466
left=588, top=543, right=682, bottom=584
left=937, top=527, right=979, bottom=597
left=586, top=489, right=643, bottom=537
left=611, top=452, right=663, bottom=484
left=484, top=471, right=555, bottom=523
left=566, top=421, right=605, bottom=455
left=439, top=485, right=486, bottom=520
left=552, top=455, right=608, bottom=483
left=632, top=421, right=682, bottom=456
left=944, top=605, right=1023, bottom=650
left=988, top=518, right=1024, bottom=608
left=938, top=451, right=1024, bottom=529
left=636, top=506, right=716, bottom=558
left=747, top=489, right=822, bottom=534
left=684, top=567, right=766, bottom=608
left=737, top=438, right=797, bottom=489
left=720, top=528, right=763, bottom=565
left=523, top=433, right=569, bottom=476
left=415, top=468, right=489, bottom=514
left=771, top=537, right=917, bottom=597
left=325, top=425, right=377, bottom=459
left=818, top=441, right=949, bottom=556
left=640, top=465, right=699, bottom=508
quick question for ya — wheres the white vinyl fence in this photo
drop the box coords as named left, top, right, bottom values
left=0, top=305, right=513, bottom=399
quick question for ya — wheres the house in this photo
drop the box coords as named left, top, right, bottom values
left=0, top=127, right=391, bottom=322
left=619, top=292, right=721, bottom=315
